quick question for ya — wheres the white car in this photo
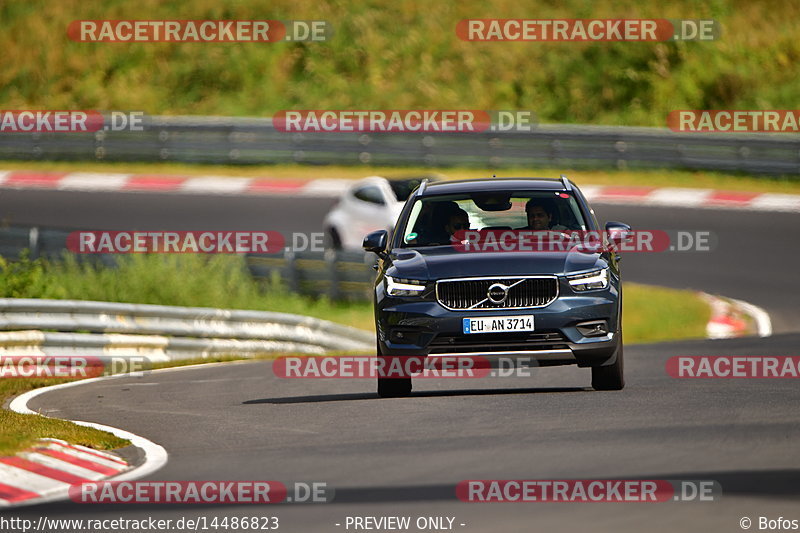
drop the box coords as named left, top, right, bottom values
left=323, top=176, right=433, bottom=250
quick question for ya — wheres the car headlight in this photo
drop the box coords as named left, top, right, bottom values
left=567, top=268, right=609, bottom=291
left=386, top=276, right=427, bottom=296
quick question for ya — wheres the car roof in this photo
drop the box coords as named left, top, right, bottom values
left=419, top=178, right=568, bottom=196
left=351, top=176, right=439, bottom=187
left=352, top=175, right=389, bottom=186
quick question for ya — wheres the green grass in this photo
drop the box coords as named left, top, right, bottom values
left=2, top=160, right=799, bottom=195
left=623, top=282, right=710, bottom=343
left=0, top=378, right=130, bottom=457
left=0, top=253, right=373, bottom=330
left=1, top=0, right=799, bottom=127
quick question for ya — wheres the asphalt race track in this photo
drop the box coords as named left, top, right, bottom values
left=3, top=186, right=799, bottom=532
left=14, top=334, right=800, bottom=532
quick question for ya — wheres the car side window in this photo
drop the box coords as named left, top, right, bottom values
left=353, top=186, right=385, bottom=205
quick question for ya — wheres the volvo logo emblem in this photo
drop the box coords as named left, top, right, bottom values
left=487, top=283, right=508, bottom=304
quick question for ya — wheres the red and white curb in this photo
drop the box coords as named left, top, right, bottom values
left=5, top=373, right=168, bottom=508
left=579, top=185, right=800, bottom=212
left=1, top=170, right=800, bottom=212
left=0, top=170, right=352, bottom=198
left=0, top=438, right=129, bottom=507
left=701, top=293, right=773, bottom=339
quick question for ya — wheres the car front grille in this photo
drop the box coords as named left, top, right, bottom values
left=436, top=276, right=559, bottom=310
left=428, top=331, right=567, bottom=354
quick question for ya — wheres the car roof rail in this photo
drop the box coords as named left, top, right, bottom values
left=560, top=174, right=573, bottom=191
left=416, top=178, right=429, bottom=196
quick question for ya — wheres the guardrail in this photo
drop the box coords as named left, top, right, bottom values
left=1, top=116, right=797, bottom=175
left=245, top=249, right=376, bottom=301
left=0, top=298, right=374, bottom=362
left=0, top=226, right=74, bottom=261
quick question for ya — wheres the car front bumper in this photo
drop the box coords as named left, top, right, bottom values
left=375, top=284, right=621, bottom=368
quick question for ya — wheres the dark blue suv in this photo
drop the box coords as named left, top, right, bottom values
left=363, top=177, right=630, bottom=397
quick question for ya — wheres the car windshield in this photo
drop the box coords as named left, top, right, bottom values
left=399, top=191, right=588, bottom=248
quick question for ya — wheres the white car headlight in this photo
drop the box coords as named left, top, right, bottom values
left=386, top=276, right=427, bottom=296
left=567, top=268, right=609, bottom=291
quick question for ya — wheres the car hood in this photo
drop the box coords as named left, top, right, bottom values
left=386, top=247, right=606, bottom=279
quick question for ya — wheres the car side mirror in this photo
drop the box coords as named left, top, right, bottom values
left=605, top=221, right=633, bottom=246
left=363, top=230, right=388, bottom=257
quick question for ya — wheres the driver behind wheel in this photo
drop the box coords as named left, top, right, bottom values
left=444, top=208, right=471, bottom=240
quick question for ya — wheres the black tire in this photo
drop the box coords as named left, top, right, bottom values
left=324, top=227, right=342, bottom=251
left=376, top=342, right=412, bottom=398
left=592, top=293, right=625, bottom=391
left=591, top=341, right=624, bottom=390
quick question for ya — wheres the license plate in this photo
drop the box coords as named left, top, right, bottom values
left=462, top=315, right=535, bottom=334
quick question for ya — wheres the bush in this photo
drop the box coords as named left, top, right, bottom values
left=1, top=0, right=798, bottom=126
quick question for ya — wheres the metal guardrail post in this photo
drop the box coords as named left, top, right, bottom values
left=284, top=248, right=298, bottom=293
left=325, top=249, right=340, bottom=301
left=27, top=227, right=40, bottom=260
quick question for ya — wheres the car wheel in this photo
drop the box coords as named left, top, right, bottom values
left=324, top=227, right=342, bottom=251
left=591, top=341, right=624, bottom=390
left=592, top=296, right=625, bottom=391
left=376, top=342, right=412, bottom=398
